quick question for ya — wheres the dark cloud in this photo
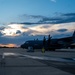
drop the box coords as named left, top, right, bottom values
left=57, top=29, right=68, bottom=32
left=38, top=13, right=75, bottom=24
left=13, top=13, right=75, bottom=25
left=0, top=26, right=5, bottom=30
left=22, top=14, right=47, bottom=19
left=52, top=31, right=73, bottom=38
left=41, top=25, right=52, bottom=28
left=63, top=13, right=75, bottom=16
left=0, top=32, right=3, bottom=36
left=16, top=30, right=21, bottom=34
left=58, top=13, right=75, bottom=23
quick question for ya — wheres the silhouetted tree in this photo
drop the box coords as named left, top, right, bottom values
left=43, top=36, right=46, bottom=47
left=47, top=34, right=51, bottom=50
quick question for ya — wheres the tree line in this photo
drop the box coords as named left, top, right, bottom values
left=43, top=34, right=52, bottom=50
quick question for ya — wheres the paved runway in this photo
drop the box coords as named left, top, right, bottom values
left=0, top=48, right=75, bottom=75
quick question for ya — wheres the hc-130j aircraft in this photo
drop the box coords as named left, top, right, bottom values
left=21, top=31, right=75, bottom=51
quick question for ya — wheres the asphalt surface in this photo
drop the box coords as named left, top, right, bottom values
left=0, top=48, right=75, bottom=75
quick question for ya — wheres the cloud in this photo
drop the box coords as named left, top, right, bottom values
left=57, top=29, right=68, bottom=32
left=14, top=13, right=75, bottom=25
left=63, top=13, right=75, bottom=16
left=0, top=32, right=3, bottom=36
left=0, top=26, right=5, bottom=30
left=17, top=14, right=47, bottom=24
left=1, top=24, right=29, bottom=37
left=16, top=30, right=21, bottom=34
left=0, top=13, right=75, bottom=46
left=0, top=22, right=75, bottom=47
left=28, top=23, right=75, bottom=37
left=0, top=22, right=75, bottom=37
left=38, top=13, right=75, bottom=24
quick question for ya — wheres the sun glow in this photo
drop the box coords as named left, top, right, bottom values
left=0, top=44, right=17, bottom=47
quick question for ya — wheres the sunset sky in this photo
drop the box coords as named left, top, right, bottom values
left=0, top=0, right=75, bottom=47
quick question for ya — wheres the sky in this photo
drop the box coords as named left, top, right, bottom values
left=0, top=0, right=75, bottom=47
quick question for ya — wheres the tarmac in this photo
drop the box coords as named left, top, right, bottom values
left=0, top=48, right=75, bottom=75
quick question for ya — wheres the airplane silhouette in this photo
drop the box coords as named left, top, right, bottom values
left=21, top=31, right=75, bottom=50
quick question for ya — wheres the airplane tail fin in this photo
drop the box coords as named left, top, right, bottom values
left=72, top=31, right=75, bottom=44
left=72, top=31, right=75, bottom=37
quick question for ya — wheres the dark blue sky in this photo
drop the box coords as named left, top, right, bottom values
left=0, top=0, right=75, bottom=23
left=0, top=0, right=75, bottom=47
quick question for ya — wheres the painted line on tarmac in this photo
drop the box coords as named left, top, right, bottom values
left=23, top=55, right=75, bottom=63
left=3, top=52, right=75, bottom=63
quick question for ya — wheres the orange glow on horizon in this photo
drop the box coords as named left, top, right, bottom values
left=0, top=44, right=18, bottom=47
